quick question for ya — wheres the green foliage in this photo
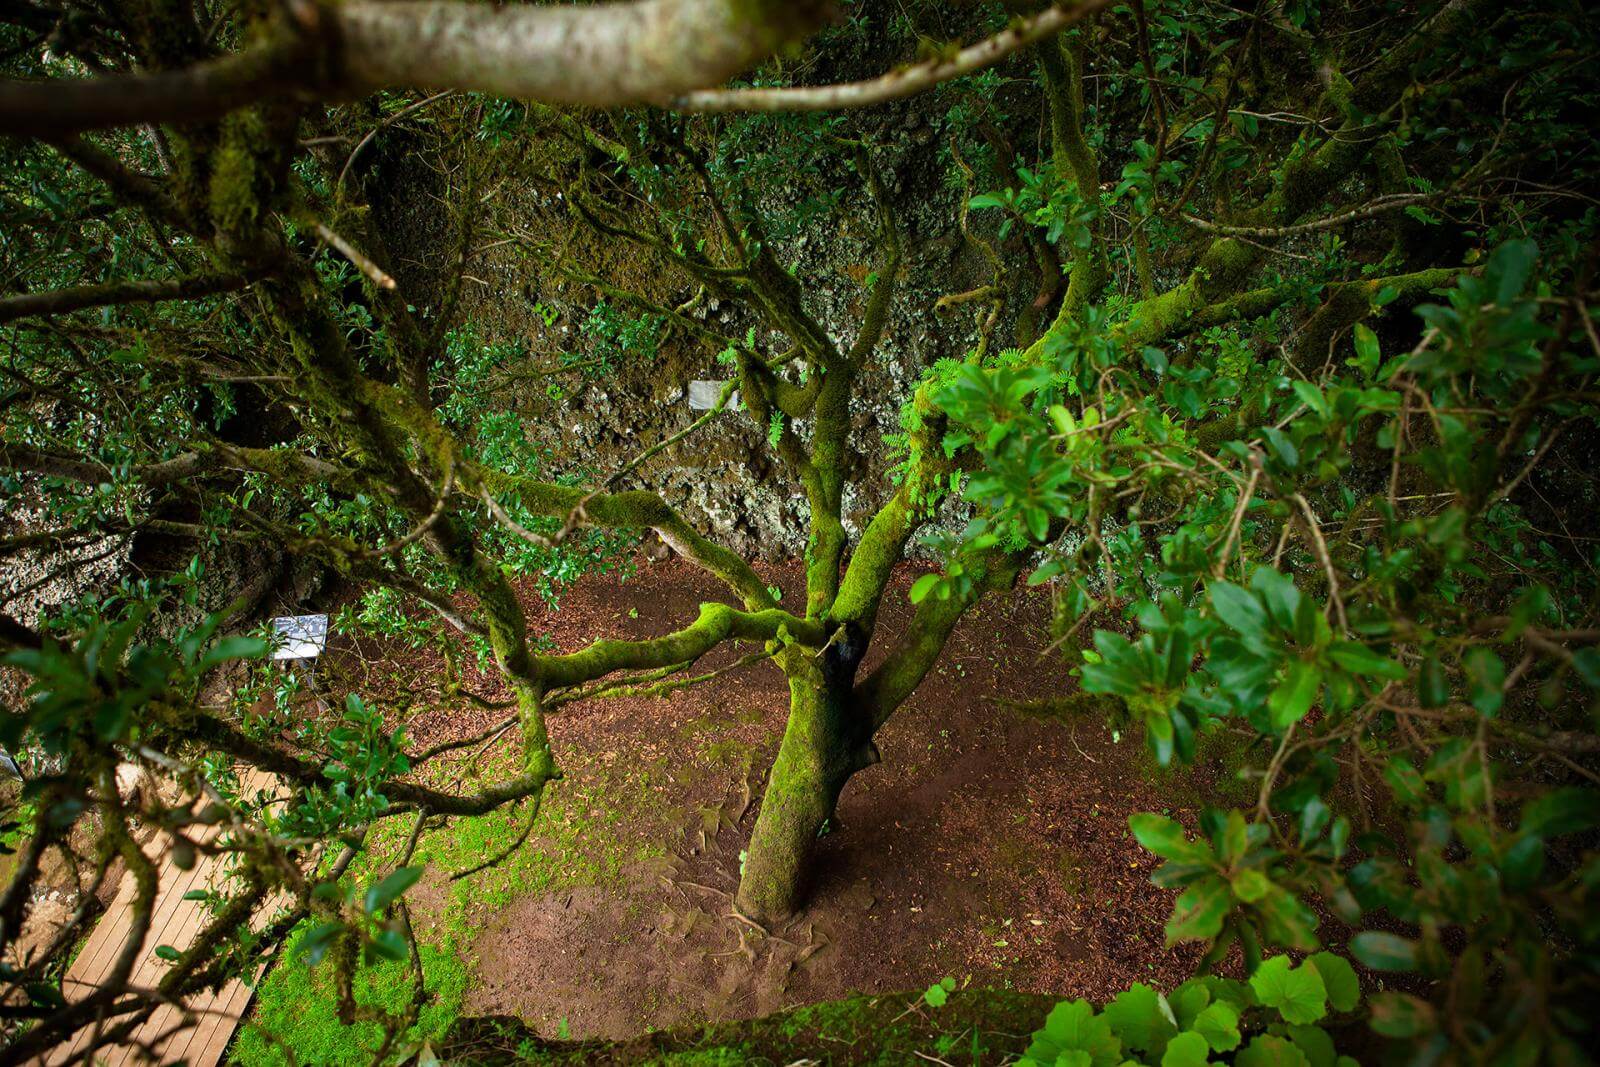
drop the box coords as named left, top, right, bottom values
left=927, top=229, right=1600, bottom=1057
left=1019, top=955, right=1359, bottom=1066
left=4, top=2, right=1599, bottom=1062
left=2, top=571, right=269, bottom=754
left=970, top=163, right=1099, bottom=250
left=579, top=299, right=665, bottom=373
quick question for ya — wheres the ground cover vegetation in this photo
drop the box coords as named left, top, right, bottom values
left=1, top=0, right=1598, bottom=1062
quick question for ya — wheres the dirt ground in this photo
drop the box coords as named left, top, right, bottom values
left=328, top=554, right=1230, bottom=1042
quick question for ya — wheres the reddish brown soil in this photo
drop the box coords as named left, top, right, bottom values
left=327, top=555, right=1230, bottom=1041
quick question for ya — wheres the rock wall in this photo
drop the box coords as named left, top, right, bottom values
left=378, top=97, right=1023, bottom=561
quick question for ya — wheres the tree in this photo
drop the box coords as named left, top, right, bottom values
left=2, top=0, right=1597, bottom=1062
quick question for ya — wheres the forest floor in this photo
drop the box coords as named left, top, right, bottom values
left=234, top=554, right=1254, bottom=1063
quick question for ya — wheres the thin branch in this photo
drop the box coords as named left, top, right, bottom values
left=675, top=0, right=1113, bottom=112
left=311, top=222, right=395, bottom=290
left=0, top=269, right=265, bottom=325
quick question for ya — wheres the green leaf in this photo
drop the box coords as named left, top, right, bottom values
left=909, top=574, right=941, bottom=604
left=1235, top=1034, right=1311, bottom=1067
left=1254, top=888, right=1320, bottom=951
left=1269, top=661, right=1321, bottom=729
left=1103, top=983, right=1177, bottom=1051
left=1367, top=992, right=1436, bottom=1038
left=1351, top=324, right=1381, bottom=374
left=1025, top=999, right=1123, bottom=1067
left=298, top=920, right=345, bottom=966
left=1572, top=647, right=1600, bottom=689
left=198, top=635, right=269, bottom=671
left=1023, top=505, right=1050, bottom=543
left=1291, top=381, right=1329, bottom=418
left=924, top=978, right=954, bottom=1008
left=1262, top=426, right=1299, bottom=469
left=1128, top=814, right=1206, bottom=863
left=1519, top=787, right=1600, bottom=837
left=1249, top=956, right=1327, bottom=1024
left=1348, top=931, right=1417, bottom=971
left=1306, top=952, right=1360, bottom=1011
left=1417, top=655, right=1450, bottom=708
left=1383, top=758, right=1427, bottom=806
left=1169, top=981, right=1212, bottom=1029
left=363, top=866, right=423, bottom=916
left=366, top=927, right=409, bottom=963
left=1193, top=1000, right=1241, bottom=1052
left=1500, top=832, right=1545, bottom=889
left=1487, top=237, right=1538, bottom=305
left=1166, top=876, right=1231, bottom=944
left=1286, top=1024, right=1337, bottom=1067
left=1326, top=642, right=1407, bottom=680
left=1230, top=868, right=1271, bottom=903
left=1462, top=648, right=1505, bottom=716
left=1210, top=582, right=1268, bottom=639
left=154, top=945, right=181, bottom=961
left=1161, top=1031, right=1211, bottom=1067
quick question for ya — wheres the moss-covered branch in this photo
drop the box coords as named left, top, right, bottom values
left=855, top=551, right=1022, bottom=731
left=1034, top=32, right=1105, bottom=325
left=481, top=470, right=778, bottom=612
left=538, top=602, right=823, bottom=689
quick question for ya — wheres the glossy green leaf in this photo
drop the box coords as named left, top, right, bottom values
left=1166, top=876, right=1231, bottom=944
left=1306, top=952, right=1360, bottom=1011
left=1269, top=661, right=1321, bottom=728
left=1249, top=955, right=1327, bottom=1024
left=364, top=866, right=423, bottom=916
left=1103, top=982, right=1177, bottom=1051
left=1349, top=931, right=1418, bottom=971
left=1193, top=1000, right=1241, bottom=1052
left=1161, top=1031, right=1211, bottom=1067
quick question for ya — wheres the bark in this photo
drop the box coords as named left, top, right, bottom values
left=736, top=642, right=876, bottom=923
left=0, top=269, right=264, bottom=325
left=0, top=0, right=834, bottom=137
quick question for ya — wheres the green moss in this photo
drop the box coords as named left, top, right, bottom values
left=440, top=988, right=1057, bottom=1064
left=231, top=929, right=467, bottom=1066
left=238, top=743, right=664, bottom=1062
left=208, top=118, right=264, bottom=239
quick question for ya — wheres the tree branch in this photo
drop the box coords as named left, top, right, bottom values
left=0, top=0, right=833, bottom=137
left=0, top=269, right=267, bottom=325
left=537, top=602, right=823, bottom=688
left=675, top=0, right=1112, bottom=112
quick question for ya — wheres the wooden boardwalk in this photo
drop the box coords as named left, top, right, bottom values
left=41, top=770, right=283, bottom=1067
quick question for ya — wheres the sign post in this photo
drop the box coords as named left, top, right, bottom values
left=270, top=614, right=329, bottom=711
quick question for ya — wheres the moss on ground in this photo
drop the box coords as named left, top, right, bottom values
left=230, top=929, right=467, bottom=1066
left=231, top=742, right=667, bottom=1064
left=439, top=987, right=1057, bottom=1065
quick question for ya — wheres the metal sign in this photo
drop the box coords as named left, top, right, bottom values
left=687, top=380, right=740, bottom=410
left=270, top=614, right=328, bottom=661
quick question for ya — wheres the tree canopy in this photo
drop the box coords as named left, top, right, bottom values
left=2, top=0, right=1598, bottom=1063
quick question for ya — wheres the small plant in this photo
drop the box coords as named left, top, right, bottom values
left=1021, top=953, right=1359, bottom=1066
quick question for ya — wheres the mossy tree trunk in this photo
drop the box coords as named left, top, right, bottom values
left=736, top=638, right=877, bottom=924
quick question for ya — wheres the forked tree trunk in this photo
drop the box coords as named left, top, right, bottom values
left=735, top=648, right=876, bottom=924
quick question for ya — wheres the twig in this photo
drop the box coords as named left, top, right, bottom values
left=312, top=222, right=395, bottom=289
left=675, top=0, right=1112, bottom=112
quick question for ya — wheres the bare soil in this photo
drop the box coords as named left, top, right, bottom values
left=329, top=554, right=1231, bottom=1042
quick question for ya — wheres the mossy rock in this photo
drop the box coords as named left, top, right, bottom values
left=434, top=988, right=1057, bottom=1065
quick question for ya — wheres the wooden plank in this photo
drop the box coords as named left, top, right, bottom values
left=38, top=770, right=287, bottom=1067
